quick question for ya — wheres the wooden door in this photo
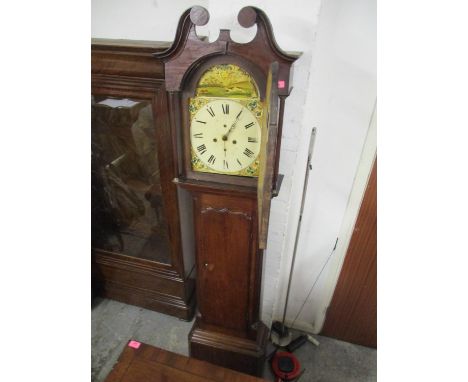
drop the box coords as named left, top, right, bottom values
left=194, top=192, right=255, bottom=334
left=321, top=160, right=377, bottom=348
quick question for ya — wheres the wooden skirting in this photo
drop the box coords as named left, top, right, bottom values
left=189, top=318, right=269, bottom=377
left=93, top=252, right=196, bottom=321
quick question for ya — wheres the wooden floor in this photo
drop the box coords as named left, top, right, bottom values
left=104, top=341, right=267, bottom=382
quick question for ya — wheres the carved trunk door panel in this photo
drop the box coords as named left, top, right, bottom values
left=195, top=193, right=254, bottom=334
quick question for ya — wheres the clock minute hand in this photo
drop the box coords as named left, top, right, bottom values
left=223, top=110, right=243, bottom=140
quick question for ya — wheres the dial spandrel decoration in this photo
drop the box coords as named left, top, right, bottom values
left=189, top=64, right=263, bottom=177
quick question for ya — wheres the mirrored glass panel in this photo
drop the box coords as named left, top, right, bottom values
left=91, top=96, right=171, bottom=264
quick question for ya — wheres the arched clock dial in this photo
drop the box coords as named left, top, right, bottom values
left=190, top=99, right=261, bottom=175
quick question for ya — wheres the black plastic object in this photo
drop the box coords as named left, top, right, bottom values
left=272, top=320, right=289, bottom=337
left=286, top=335, right=308, bottom=353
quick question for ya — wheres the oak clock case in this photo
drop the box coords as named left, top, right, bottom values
left=154, top=6, right=299, bottom=377
left=91, top=40, right=196, bottom=321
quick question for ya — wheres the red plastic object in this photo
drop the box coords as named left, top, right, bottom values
left=271, top=351, right=301, bottom=381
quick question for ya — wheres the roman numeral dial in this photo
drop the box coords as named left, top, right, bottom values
left=190, top=99, right=261, bottom=175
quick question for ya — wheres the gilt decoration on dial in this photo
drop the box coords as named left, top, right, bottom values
left=189, top=64, right=263, bottom=177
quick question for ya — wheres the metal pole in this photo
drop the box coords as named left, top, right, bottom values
left=281, top=127, right=317, bottom=328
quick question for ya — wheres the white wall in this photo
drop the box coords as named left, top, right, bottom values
left=276, top=0, right=377, bottom=332
left=91, top=0, right=376, bottom=332
left=312, top=103, right=376, bottom=332
left=92, top=0, right=209, bottom=42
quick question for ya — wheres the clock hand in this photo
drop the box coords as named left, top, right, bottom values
left=223, top=109, right=243, bottom=140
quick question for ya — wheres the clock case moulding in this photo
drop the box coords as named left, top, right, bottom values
left=154, top=6, right=300, bottom=377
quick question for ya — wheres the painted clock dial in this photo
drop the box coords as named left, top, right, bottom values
left=190, top=99, right=261, bottom=175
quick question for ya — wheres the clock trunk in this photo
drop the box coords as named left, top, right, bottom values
left=194, top=192, right=258, bottom=335
left=188, top=188, right=268, bottom=376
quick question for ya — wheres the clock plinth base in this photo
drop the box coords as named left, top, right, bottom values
left=188, top=319, right=269, bottom=377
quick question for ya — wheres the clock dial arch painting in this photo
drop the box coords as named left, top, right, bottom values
left=189, top=64, right=264, bottom=177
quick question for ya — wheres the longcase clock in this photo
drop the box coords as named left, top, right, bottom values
left=154, top=6, right=299, bottom=376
